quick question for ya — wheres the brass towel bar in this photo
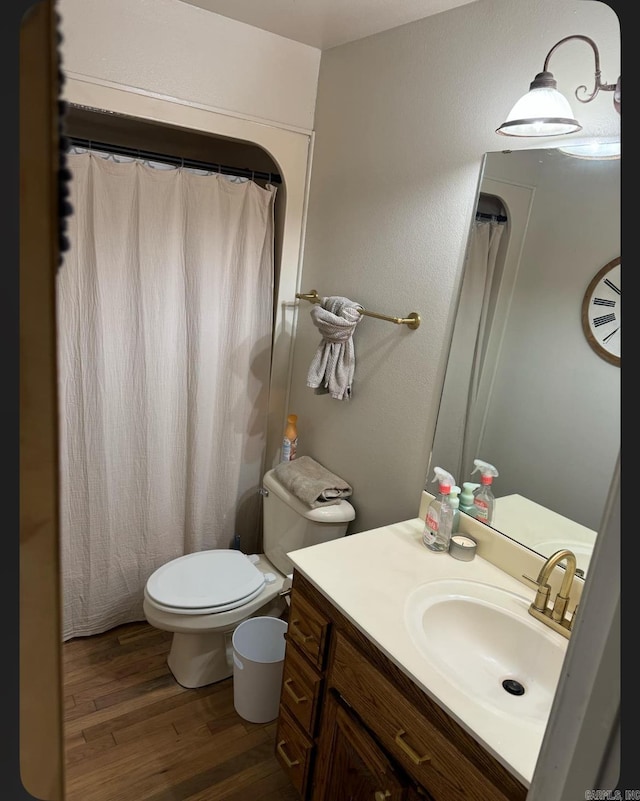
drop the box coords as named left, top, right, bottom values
left=295, top=290, right=421, bottom=330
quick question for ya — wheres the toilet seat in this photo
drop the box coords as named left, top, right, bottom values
left=145, top=550, right=266, bottom=615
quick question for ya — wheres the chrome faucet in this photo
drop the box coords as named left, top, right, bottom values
left=523, top=549, right=579, bottom=638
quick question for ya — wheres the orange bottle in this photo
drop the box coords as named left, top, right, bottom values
left=281, top=414, right=298, bottom=462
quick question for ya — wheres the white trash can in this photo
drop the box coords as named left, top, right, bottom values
left=232, top=616, right=288, bottom=723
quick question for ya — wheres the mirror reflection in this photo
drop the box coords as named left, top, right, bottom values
left=430, top=144, right=620, bottom=577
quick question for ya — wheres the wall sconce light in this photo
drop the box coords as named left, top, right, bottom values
left=558, top=141, right=620, bottom=160
left=496, top=35, right=621, bottom=137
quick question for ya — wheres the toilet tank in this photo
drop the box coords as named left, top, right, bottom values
left=262, top=468, right=356, bottom=576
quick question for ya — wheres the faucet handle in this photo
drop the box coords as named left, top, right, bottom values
left=569, top=603, right=579, bottom=629
left=522, top=575, right=551, bottom=612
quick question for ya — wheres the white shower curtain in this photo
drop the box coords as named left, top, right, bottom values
left=430, top=219, right=505, bottom=484
left=458, top=219, right=505, bottom=478
left=57, top=152, right=277, bottom=640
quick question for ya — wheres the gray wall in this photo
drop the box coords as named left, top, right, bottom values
left=287, top=0, right=620, bottom=533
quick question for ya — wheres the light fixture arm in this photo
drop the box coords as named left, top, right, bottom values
left=543, top=34, right=620, bottom=110
left=496, top=32, right=620, bottom=137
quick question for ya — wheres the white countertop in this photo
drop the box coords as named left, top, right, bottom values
left=494, top=494, right=596, bottom=573
left=288, top=518, right=567, bottom=787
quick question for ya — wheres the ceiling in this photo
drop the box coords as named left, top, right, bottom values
left=178, top=0, right=479, bottom=50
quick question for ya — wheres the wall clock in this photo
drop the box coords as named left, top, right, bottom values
left=581, top=257, right=621, bottom=366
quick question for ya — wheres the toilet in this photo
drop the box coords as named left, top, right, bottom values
left=143, top=467, right=355, bottom=688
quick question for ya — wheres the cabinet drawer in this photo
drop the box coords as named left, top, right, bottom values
left=281, top=640, right=324, bottom=736
left=275, top=705, right=314, bottom=797
left=288, top=588, right=330, bottom=670
left=330, top=632, right=517, bottom=801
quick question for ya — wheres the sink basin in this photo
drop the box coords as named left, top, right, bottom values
left=533, top=540, right=592, bottom=573
left=404, top=578, right=568, bottom=726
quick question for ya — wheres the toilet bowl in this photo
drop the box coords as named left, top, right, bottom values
left=143, top=467, right=355, bottom=688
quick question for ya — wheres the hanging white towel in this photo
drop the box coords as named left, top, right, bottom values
left=306, top=296, right=363, bottom=400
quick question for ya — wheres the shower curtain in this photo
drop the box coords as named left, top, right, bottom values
left=430, top=219, right=505, bottom=484
left=57, top=151, right=277, bottom=640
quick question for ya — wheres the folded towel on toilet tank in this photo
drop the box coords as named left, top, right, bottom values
left=273, top=455, right=353, bottom=508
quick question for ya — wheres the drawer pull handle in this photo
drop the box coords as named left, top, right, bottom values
left=374, top=792, right=391, bottom=801
left=277, top=739, right=300, bottom=768
left=284, top=678, right=308, bottom=704
left=394, top=729, right=431, bottom=765
left=290, top=619, right=314, bottom=644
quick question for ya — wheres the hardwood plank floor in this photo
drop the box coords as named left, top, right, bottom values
left=63, top=621, right=299, bottom=801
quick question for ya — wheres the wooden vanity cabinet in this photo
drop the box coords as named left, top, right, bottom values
left=313, top=691, right=423, bottom=801
left=275, top=570, right=528, bottom=801
left=275, top=581, right=330, bottom=795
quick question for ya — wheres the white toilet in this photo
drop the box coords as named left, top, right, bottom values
left=143, top=467, right=355, bottom=688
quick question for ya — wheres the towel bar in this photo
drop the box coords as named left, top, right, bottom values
left=296, top=290, right=421, bottom=330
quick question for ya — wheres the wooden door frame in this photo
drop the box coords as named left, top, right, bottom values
left=20, top=0, right=65, bottom=797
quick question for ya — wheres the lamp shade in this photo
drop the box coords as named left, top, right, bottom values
left=497, top=78, right=582, bottom=137
left=558, top=141, right=620, bottom=159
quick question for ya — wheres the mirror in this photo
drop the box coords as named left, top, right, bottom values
left=430, top=144, right=620, bottom=578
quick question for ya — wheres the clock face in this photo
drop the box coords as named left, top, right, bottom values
left=581, top=257, right=621, bottom=366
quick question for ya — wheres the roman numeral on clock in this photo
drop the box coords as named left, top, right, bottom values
left=593, top=312, right=616, bottom=327
left=581, top=258, right=620, bottom=365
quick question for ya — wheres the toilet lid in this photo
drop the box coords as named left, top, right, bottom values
left=146, top=550, right=266, bottom=611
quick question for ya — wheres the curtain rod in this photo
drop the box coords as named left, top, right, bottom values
left=475, top=211, right=507, bottom=222
left=65, top=136, right=282, bottom=185
left=296, top=290, right=421, bottom=330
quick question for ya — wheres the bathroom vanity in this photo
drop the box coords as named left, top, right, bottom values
left=274, top=516, right=574, bottom=800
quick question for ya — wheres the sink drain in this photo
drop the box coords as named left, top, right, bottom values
left=502, top=678, right=525, bottom=696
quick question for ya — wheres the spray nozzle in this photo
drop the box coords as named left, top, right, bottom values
left=471, top=459, right=499, bottom=485
left=431, top=466, right=456, bottom=493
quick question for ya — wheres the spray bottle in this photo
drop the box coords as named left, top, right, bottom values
left=422, top=467, right=456, bottom=552
left=471, top=459, right=499, bottom=524
left=281, top=414, right=298, bottom=462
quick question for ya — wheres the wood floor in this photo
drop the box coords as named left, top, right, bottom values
left=62, top=621, right=299, bottom=801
